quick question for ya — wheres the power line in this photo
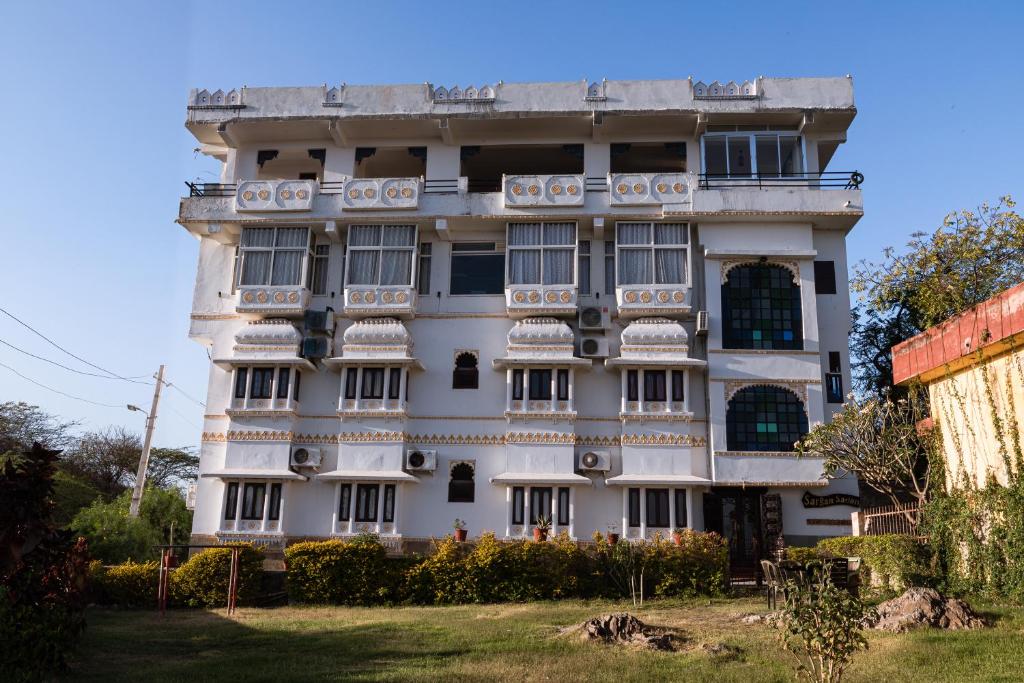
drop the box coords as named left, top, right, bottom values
left=164, top=382, right=206, bottom=408
left=0, top=360, right=126, bottom=409
left=0, top=305, right=151, bottom=384
left=0, top=337, right=155, bottom=383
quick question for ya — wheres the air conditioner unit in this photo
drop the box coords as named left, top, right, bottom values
left=579, top=450, right=611, bottom=472
left=302, top=336, right=331, bottom=359
left=405, top=449, right=437, bottom=472
left=579, top=305, right=611, bottom=331
left=696, top=310, right=709, bottom=336
left=290, top=446, right=322, bottom=470
left=580, top=336, right=610, bottom=358
left=304, top=309, right=334, bottom=335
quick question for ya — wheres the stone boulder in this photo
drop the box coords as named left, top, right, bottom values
left=564, top=613, right=680, bottom=651
left=870, top=587, right=986, bottom=632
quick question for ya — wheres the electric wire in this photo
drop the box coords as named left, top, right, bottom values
left=0, top=360, right=126, bottom=409
left=0, top=337, right=155, bottom=383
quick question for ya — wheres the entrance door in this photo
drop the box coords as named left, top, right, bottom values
left=703, top=488, right=765, bottom=574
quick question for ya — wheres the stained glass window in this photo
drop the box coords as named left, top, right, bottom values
left=722, top=264, right=803, bottom=350
left=726, top=385, right=808, bottom=452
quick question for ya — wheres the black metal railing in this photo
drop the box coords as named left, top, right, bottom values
left=698, top=170, right=863, bottom=189
left=319, top=181, right=345, bottom=194
left=424, top=178, right=460, bottom=194
left=186, top=182, right=236, bottom=197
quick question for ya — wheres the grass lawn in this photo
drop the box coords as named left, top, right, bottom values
left=66, top=596, right=1024, bottom=682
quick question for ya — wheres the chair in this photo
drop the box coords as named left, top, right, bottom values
left=761, top=560, right=786, bottom=610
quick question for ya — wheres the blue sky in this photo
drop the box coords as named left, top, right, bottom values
left=1, top=0, right=1021, bottom=448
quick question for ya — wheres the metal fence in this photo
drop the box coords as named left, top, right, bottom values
left=854, top=502, right=922, bottom=537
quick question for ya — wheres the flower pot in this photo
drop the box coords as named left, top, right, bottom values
left=672, top=532, right=683, bottom=546
left=606, top=532, right=619, bottom=545
left=454, top=528, right=468, bottom=542
left=533, top=528, right=548, bottom=542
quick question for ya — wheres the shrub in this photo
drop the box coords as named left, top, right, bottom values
left=403, top=536, right=471, bottom=604
left=816, top=535, right=933, bottom=591
left=285, top=534, right=400, bottom=605
left=70, top=486, right=191, bottom=564
left=784, top=546, right=821, bottom=566
left=171, top=544, right=263, bottom=607
left=90, top=560, right=159, bottom=608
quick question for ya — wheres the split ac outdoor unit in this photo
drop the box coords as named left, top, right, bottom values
left=302, top=336, right=331, bottom=359
left=696, top=310, right=709, bottom=336
left=579, top=305, right=611, bottom=331
left=405, top=449, right=437, bottom=472
left=304, top=309, right=335, bottom=335
left=579, top=450, right=611, bottom=472
left=580, top=336, right=610, bottom=358
left=290, top=446, right=322, bottom=470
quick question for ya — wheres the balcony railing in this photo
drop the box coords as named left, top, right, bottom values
left=503, top=174, right=586, bottom=208
left=616, top=285, right=691, bottom=317
left=187, top=182, right=236, bottom=197
left=697, top=170, right=863, bottom=189
left=338, top=177, right=421, bottom=210
left=609, top=172, right=693, bottom=206
left=344, top=285, right=417, bottom=318
left=505, top=284, right=578, bottom=317
left=237, top=285, right=310, bottom=316
left=227, top=396, right=300, bottom=416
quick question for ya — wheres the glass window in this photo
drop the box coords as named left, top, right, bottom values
left=727, top=137, right=752, bottom=177
left=557, top=369, right=569, bottom=401
left=344, top=368, right=358, bottom=400
left=674, top=489, right=687, bottom=528
left=512, top=486, right=525, bottom=525
left=241, top=483, right=266, bottom=520
left=310, top=244, right=330, bottom=295
left=672, top=371, right=685, bottom=402
left=338, top=484, right=351, bottom=522
left=530, top=487, right=552, bottom=525
left=626, top=370, right=638, bottom=402
left=293, top=370, right=301, bottom=401
left=628, top=488, right=641, bottom=527
left=250, top=367, right=274, bottom=399
left=578, top=241, right=591, bottom=295
left=238, top=227, right=311, bottom=287
left=355, top=484, right=379, bottom=522
left=646, top=489, right=670, bottom=527
left=644, top=370, right=666, bottom=402
left=224, top=482, right=239, bottom=520
left=722, top=264, right=803, bottom=350
left=346, top=225, right=417, bottom=287
left=604, top=241, right=615, bottom=295
left=450, top=242, right=505, bottom=295
left=448, top=462, right=475, bottom=503
left=507, top=222, right=576, bottom=286
left=511, top=369, right=524, bottom=401
left=814, top=260, right=837, bottom=295
left=528, top=369, right=552, bottom=401
left=616, top=223, right=688, bottom=286
left=826, top=373, right=844, bottom=403
left=417, top=242, right=432, bottom=295
left=704, top=133, right=802, bottom=179
left=361, top=368, right=385, bottom=399
left=388, top=368, right=402, bottom=400
left=557, top=487, right=570, bottom=526
left=276, top=368, right=290, bottom=399
left=267, top=483, right=282, bottom=521
left=234, top=369, right=248, bottom=399
left=703, top=137, right=727, bottom=177
left=453, top=352, right=479, bottom=389
left=382, top=484, right=395, bottom=523
left=727, top=385, right=809, bottom=452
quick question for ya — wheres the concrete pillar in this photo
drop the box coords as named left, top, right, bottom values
left=347, top=483, right=356, bottom=534
left=569, top=487, right=576, bottom=539
left=639, top=487, right=647, bottom=539
left=374, top=483, right=384, bottom=534
left=524, top=486, right=531, bottom=537
left=505, top=486, right=512, bottom=538
left=668, top=488, right=676, bottom=531
left=621, top=488, right=628, bottom=540
left=331, top=482, right=341, bottom=534
left=392, top=484, right=400, bottom=535
left=354, top=367, right=363, bottom=410
left=277, top=482, right=287, bottom=534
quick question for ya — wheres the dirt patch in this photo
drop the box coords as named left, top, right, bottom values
left=869, top=587, right=986, bottom=632
left=560, top=613, right=684, bottom=651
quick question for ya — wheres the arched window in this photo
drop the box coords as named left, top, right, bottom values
left=448, top=462, right=475, bottom=502
left=452, top=351, right=479, bottom=389
left=726, top=385, right=808, bottom=452
left=722, top=264, right=802, bottom=350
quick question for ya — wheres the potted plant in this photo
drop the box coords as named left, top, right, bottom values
left=453, top=518, right=468, bottom=542
left=606, top=524, right=619, bottom=545
left=672, top=527, right=686, bottom=546
left=533, top=516, right=551, bottom=542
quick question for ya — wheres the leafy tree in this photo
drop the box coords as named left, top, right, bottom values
left=0, top=401, right=78, bottom=455
left=52, top=469, right=102, bottom=527
left=849, top=305, right=919, bottom=399
left=70, top=486, right=192, bottom=564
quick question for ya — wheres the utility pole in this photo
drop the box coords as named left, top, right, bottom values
left=129, top=364, right=165, bottom=517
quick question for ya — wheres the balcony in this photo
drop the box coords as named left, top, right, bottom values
left=344, top=285, right=417, bottom=319
left=697, top=170, right=863, bottom=190
left=616, top=285, right=691, bottom=318
left=236, top=285, right=310, bottom=317
left=609, top=172, right=694, bottom=207
left=503, top=174, right=585, bottom=208
left=505, top=285, right=577, bottom=318
left=335, top=177, right=421, bottom=211
left=234, top=179, right=318, bottom=212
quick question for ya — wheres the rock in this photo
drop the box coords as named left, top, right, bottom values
left=700, top=642, right=741, bottom=659
left=569, top=613, right=681, bottom=651
left=870, top=587, right=986, bottom=632
left=740, top=613, right=768, bottom=624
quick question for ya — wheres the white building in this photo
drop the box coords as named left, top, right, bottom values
left=178, top=77, right=862, bottom=566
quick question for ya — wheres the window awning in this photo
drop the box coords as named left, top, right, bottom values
left=201, top=468, right=308, bottom=481
left=490, top=472, right=593, bottom=486
left=604, top=473, right=710, bottom=486
left=212, top=357, right=316, bottom=371
left=316, top=469, right=420, bottom=483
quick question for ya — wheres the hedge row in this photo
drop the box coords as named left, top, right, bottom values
left=782, top=534, right=934, bottom=592
left=90, top=544, right=263, bottom=608
left=285, top=530, right=728, bottom=605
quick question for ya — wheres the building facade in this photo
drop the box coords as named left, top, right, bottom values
left=178, top=77, right=863, bottom=560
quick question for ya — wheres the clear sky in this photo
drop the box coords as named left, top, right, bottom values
left=1, top=0, right=1021, bottom=449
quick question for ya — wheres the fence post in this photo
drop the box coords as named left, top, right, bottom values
left=850, top=511, right=863, bottom=536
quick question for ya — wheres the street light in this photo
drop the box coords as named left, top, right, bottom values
left=127, top=404, right=148, bottom=416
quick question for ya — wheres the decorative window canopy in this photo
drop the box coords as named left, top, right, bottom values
left=493, top=317, right=591, bottom=368
left=213, top=320, right=314, bottom=369
left=605, top=318, right=705, bottom=368
left=324, top=318, right=422, bottom=369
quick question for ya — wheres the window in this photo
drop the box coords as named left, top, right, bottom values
left=646, top=489, right=670, bottom=528
left=604, top=242, right=615, bottom=294
left=388, top=368, right=402, bottom=400
left=234, top=369, right=248, bottom=399
left=241, top=483, right=266, bottom=520
left=672, top=371, right=685, bottom=402
left=338, top=484, right=351, bottom=521
left=557, top=369, right=569, bottom=401
left=507, top=223, right=576, bottom=286
left=268, top=483, right=282, bottom=521
left=452, top=352, right=479, bottom=390
left=276, top=368, right=291, bottom=399
left=448, top=462, right=475, bottom=503
left=628, top=488, right=641, bottom=527
left=826, top=352, right=843, bottom=403
left=578, top=241, right=591, bottom=295
left=703, top=133, right=802, bottom=179
left=310, top=244, right=330, bottom=295
left=644, top=371, right=666, bottom=402
left=722, top=264, right=803, bottom=350
left=355, top=484, right=379, bottom=522
left=530, top=487, right=552, bottom=525
left=238, top=227, right=311, bottom=287
left=224, top=482, right=239, bottom=520
left=557, top=488, right=570, bottom=525
left=727, top=385, right=809, bottom=452
left=361, top=368, right=385, bottom=400
left=814, top=261, right=837, bottom=295
left=528, top=369, right=552, bottom=401
left=417, top=242, right=432, bottom=295
left=626, top=370, right=639, bottom=402
left=512, top=486, right=525, bottom=525
left=382, top=484, right=395, bottom=523
left=450, top=242, right=505, bottom=295
left=511, top=369, right=524, bottom=401
left=250, top=368, right=274, bottom=399
left=344, top=368, right=358, bottom=400
left=674, top=489, right=687, bottom=528
left=616, top=223, right=688, bottom=286
left=293, top=370, right=301, bottom=401
left=346, top=225, right=417, bottom=287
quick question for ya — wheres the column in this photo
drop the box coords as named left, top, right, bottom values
left=638, top=370, right=645, bottom=414
left=232, top=480, right=243, bottom=532
left=550, top=489, right=557, bottom=535
left=331, top=482, right=341, bottom=534
left=505, top=486, right=512, bottom=538
left=621, top=488, right=628, bottom=540
left=550, top=368, right=557, bottom=413
left=568, top=487, right=576, bottom=539
left=620, top=371, right=627, bottom=413
left=392, top=484, right=400, bottom=536
left=684, top=369, right=691, bottom=414
left=382, top=366, right=392, bottom=411
left=375, top=483, right=384, bottom=534
left=505, top=369, right=513, bottom=412
left=347, top=483, right=356, bottom=534
left=568, top=368, right=575, bottom=412
left=686, top=488, right=696, bottom=531
left=668, top=488, right=677, bottom=531
left=639, top=487, right=647, bottom=539
left=524, top=486, right=531, bottom=537
left=277, top=482, right=287, bottom=534
left=398, top=368, right=408, bottom=412
left=269, top=370, right=278, bottom=410
left=260, top=481, right=271, bottom=532
left=354, top=367, right=364, bottom=410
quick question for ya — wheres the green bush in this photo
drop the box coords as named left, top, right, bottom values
left=69, top=486, right=191, bottom=564
left=90, top=560, right=159, bottom=608
left=285, top=534, right=400, bottom=605
left=816, top=535, right=933, bottom=591
left=784, top=546, right=821, bottom=566
left=170, top=544, right=263, bottom=607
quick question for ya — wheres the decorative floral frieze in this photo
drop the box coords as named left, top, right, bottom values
left=723, top=380, right=809, bottom=406
left=340, top=178, right=420, bottom=210
left=609, top=173, right=692, bottom=206
left=620, top=433, right=706, bottom=447
left=720, top=259, right=800, bottom=285
left=506, top=286, right=577, bottom=313
left=576, top=435, right=621, bottom=447
left=713, top=450, right=815, bottom=458
left=503, top=175, right=585, bottom=207
left=506, top=432, right=577, bottom=445
left=692, top=79, right=758, bottom=99
left=408, top=433, right=506, bottom=446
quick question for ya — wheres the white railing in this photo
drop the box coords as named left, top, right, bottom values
left=235, top=179, right=317, bottom=212
left=236, top=285, right=310, bottom=316
left=340, top=177, right=421, bottom=210
left=503, top=174, right=585, bottom=207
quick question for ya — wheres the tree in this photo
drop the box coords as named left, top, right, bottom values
left=849, top=306, right=920, bottom=399
left=799, top=389, right=937, bottom=509
left=70, top=486, right=192, bottom=563
left=0, top=401, right=78, bottom=455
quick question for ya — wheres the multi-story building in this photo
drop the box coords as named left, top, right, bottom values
left=178, top=76, right=863, bottom=565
